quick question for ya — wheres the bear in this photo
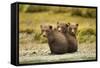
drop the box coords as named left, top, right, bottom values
left=40, top=24, right=69, bottom=54
left=57, top=22, right=68, bottom=33
left=56, top=22, right=78, bottom=52
left=57, top=22, right=79, bottom=37
left=67, top=23, right=78, bottom=38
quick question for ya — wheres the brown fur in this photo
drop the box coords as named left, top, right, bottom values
left=57, top=22, right=78, bottom=52
left=40, top=24, right=69, bottom=54
left=68, top=23, right=78, bottom=38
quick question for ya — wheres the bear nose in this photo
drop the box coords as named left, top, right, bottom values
left=42, top=32, right=47, bottom=37
left=43, top=35, right=46, bottom=37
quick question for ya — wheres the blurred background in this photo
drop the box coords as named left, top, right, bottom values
left=19, top=4, right=96, bottom=64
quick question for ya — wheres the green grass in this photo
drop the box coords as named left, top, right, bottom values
left=77, top=27, right=96, bottom=43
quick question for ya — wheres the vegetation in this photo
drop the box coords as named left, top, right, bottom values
left=71, top=8, right=96, bottom=18
left=19, top=11, right=96, bottom=43
left=78, top=27, right=96, bottom=43
left=19, top=4, right=96, bottom=18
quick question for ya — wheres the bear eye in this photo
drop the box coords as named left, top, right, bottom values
left=57, top=26, right=60, bottom=28
left=69, top=27, right=72, bottom=30
left=74, top=28, right=77, bottom=30
left=42, top=30, right=44, bottom=32
left=46, top=30, right=49, bottom=32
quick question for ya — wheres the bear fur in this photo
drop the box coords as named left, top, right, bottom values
left=40, top=24, right=69, bottom=54
left=67, top=23, right=78, bottom=38
left=57, top=22, right=78, bottom=52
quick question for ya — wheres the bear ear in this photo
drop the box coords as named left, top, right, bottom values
left=49, top=25, right=52, bottom=29
left=66, top=24, right=69, bottom=27
left=68, top=22, right=70, bottom=25
left=76, top=24, right=79, bottom=27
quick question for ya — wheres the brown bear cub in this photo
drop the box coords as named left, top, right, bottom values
left=67, top=23, right=78, bottom=38
left=57, top=22, right=78, bottom=37
left=40, top=24, right=69, bottom=54
left=57, top=22, right=78, bottom=53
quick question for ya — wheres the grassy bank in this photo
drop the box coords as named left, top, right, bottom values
left=19, top=12, right=96, bottom=43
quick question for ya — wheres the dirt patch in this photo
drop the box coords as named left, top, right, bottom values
left=19, top=42, right=96, bottom=64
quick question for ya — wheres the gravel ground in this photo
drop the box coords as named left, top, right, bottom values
left=19, top=42, right=96, bottom=64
